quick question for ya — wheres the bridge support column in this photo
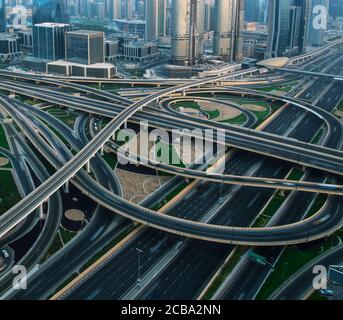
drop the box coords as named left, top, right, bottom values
left=100, top=145, right=104, bottom=156
left=39, top=203, right=46, bottom=220
left=86, top=161, right=91, bottom=173
left=98, top=83, right=102, bottom=90
left=124, top=121, right=127, bottom=129
left=64, top=180, right=70, bottom=194
left=279, top=190, right=286, bottom=197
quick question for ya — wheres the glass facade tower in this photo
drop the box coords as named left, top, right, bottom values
left=65, top=30, right=104, bottom=65
left=32, top=0, right=70, bottom=25
left=0, top=0, right=6, bottom=33
left=266, top=0, right=291, bottom=57
left=33, top=22, right=71, bottom=60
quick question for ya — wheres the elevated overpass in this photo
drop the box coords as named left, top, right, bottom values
left=0, top=69, right=343, bottom=246
left=0, top=79, right=342, bottom=175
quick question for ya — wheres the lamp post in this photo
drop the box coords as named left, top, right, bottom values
left=136, top=248, right=143, bottom=288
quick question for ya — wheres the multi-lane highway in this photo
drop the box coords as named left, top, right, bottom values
left=45, top=51, right=343, bottom=300
left=0, top=43, right=342, bottom=300
left=0, top=52, right=343, bottom=246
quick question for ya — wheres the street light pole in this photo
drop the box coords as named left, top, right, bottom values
left=136, top=248, right=143, bottom=288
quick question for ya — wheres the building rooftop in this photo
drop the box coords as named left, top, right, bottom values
left=257, top=57, right=289, bottom=69
left=0, top=32, right=19, bottom=40
left=123, top=40, right=157, bottom=48
left=114, top=19, right=146, bottom=25
left=48, top=60, right=114, bottom=69
left=67, top=29, right=103, bottom=36
left=34, top=22, right=70, bottom=28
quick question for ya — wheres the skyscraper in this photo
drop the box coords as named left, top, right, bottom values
left=245, top=0, right=259, bottom=22
left=289, top=5, right=302, bottom=50
left=123, top=0, right=133, bottom=20
left=107, top=0, right=121, bottom=19
left=266, top=0, right=291, bottom=58
left=171, top=0, right=205, bottom=66
left=157, top=0, right=167, bottom=36
left=0, top=0, right=6, bottom=33
left=33, top=22, right=71, bottom=60
left=213, top=0, right=244, bottom=62
left=32, top=0, right=70, bottom=25
left=329, top=0, right=343, bottom=19
left=145, top=0, right=167, bottom=41
left=65, top=30, right=104, bottom=65
left=306, top=0, right=329, bottom=47
left=204, top=0, right=214, bottom=32
left=290, top=0, right=310, bottom=54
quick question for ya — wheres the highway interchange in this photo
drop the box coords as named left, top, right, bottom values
left=0, top=42, right=342, bottom=300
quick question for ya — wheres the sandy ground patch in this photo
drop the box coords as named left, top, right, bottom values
left=116, top=168, right=171, bottom=204
left=271, top=90, right=286, bottom=96
left=241, top=104, right=267, bottom=112
left=334, top=110, right=343, bottom=120
left=198, top=101, right=242, bottom=121
left=65, top=209, right=85, bottom=221
left=0, top=157, right=9, bottom=167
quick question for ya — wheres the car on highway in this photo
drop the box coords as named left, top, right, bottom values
left=1, top=249, right=9, bottom=258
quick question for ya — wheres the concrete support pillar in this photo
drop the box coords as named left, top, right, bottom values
left=124, top=121, right=127, bottom=129
left=86, top=160, right=91, bottom=173
left=39, top=203, right=46, bottom=220
left=279, top=190, right=286, bottom=197
left=100, top=145, right=104, bottom=156
left=64, top=180, right=70, bottom=194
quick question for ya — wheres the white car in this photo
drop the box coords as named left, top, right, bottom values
left=1, top=250, right=9, bottom=258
